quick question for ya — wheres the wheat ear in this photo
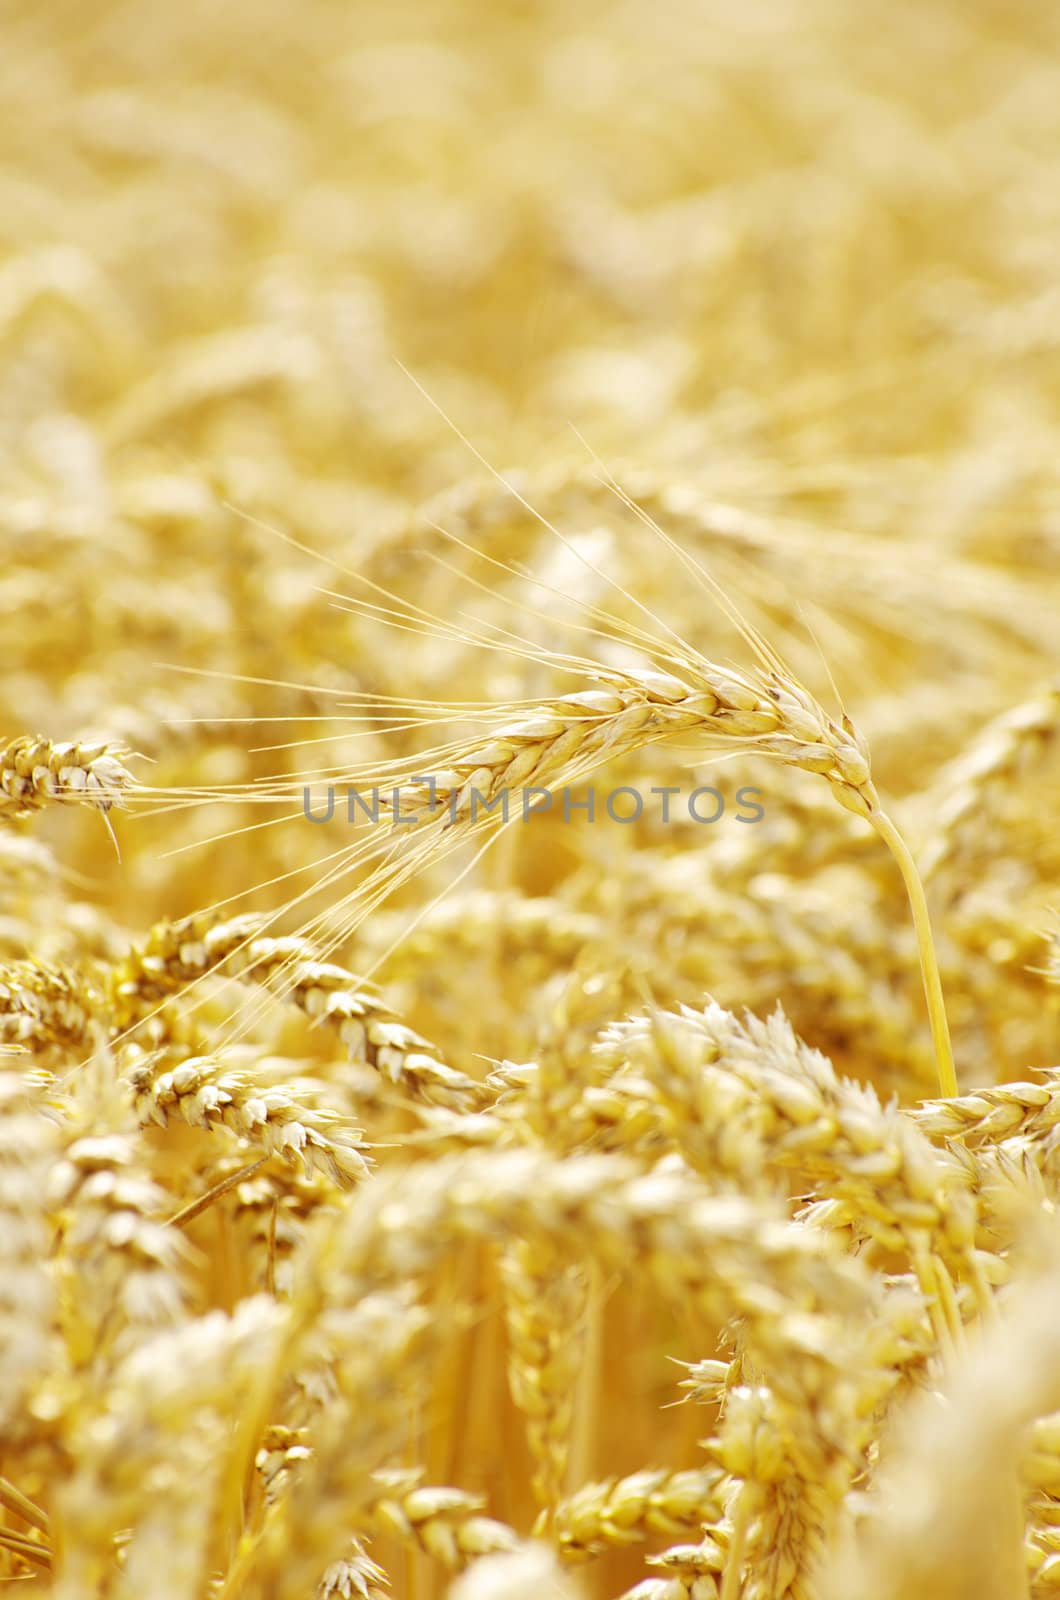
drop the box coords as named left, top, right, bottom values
left=394, top=659, right=879, bottom=822
left=0, top=959, right=98, bottom=1052
left=53, top=1298, right=282, bottom=1600
left=918, top=682, right=1060, bottom=890
left=0, top=735, right=135, bottom=818
left=364, top=1475, right=522, bottom=1570
left=125, top=1044, right=371, bottom=1188
left=49, top=1122, right=189, bottom=1366
left=914, top=1074, right=1060, bottom=1147
left=230, top=932, right=486, bottom=1110
left=207, top=620, right=955, bottom=1092
left=597, top=1003, right=975, bottom=1271
left=319, top=1543, right=390, bottom=1598
left=261, top=1437, right=523, bottom=1574
left=249, top=1152, right=890, bottom=1600
left=553, top=1466, right=727, bottom=1562
left=499, top=1236, right=587, bottom=1519
left=110, top=912, right=482, bottom=1110
left=821, top=1238, right=1060, bottom=1600
left=568, top=851, right=937, bottom=1091
left=107, top=911, right=267, bottom=1029
left=340, top=644, right=955, bottom=1093
left=497, top=970, right=629, bottom=1526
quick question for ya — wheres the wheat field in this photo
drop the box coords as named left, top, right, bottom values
left=4, top=1, right=1060, bottom=1596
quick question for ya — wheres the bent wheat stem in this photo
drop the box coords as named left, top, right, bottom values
left=870, top=808, right=958, bottom=1098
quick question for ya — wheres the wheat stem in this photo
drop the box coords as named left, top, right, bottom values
left=0, top=1527, right=52, bottom=1569
left=719, top=1486, right=751, bottom=1600
left=871, top=808, right=958, bottom=1098
left=165, top=1157, right=268, bottom=1229
left=0, top=1476, right=49, bottom=1534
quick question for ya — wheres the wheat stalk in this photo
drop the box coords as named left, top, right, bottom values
left=0, top=1068, right=63, bottom=1448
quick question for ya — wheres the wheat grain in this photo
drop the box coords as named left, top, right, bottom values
left=621, top=1534, right=727, bottom=1599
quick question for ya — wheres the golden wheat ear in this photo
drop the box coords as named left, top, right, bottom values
left=0, top=736, right=137, bottom=819
left=425, top=431, right=963, bottom=1099
left=592, top=461, right=960, bottom=1100
left=162, top=423, right=960, bottom=1099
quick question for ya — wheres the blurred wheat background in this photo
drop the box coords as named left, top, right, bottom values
left=4, top=1, right=1060, bottom=1596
